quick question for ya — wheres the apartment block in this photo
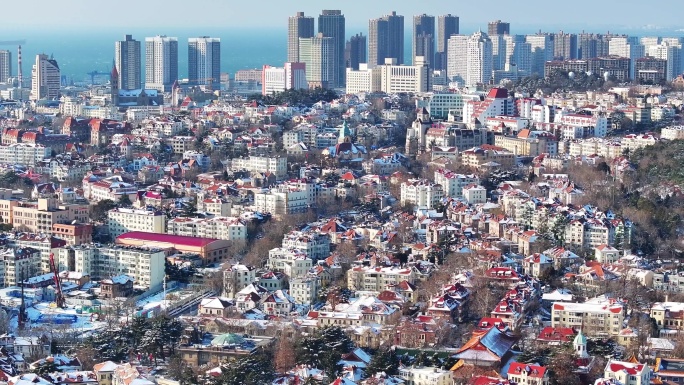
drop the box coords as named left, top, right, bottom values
left=167, top=216, right=247, bottom=242
left=229, top=156, right=288, bottom=179
left=400, top=179, right=444, bottom=209
left=551, top=298, right=624, bottom=336
left=55, top=244, right=165, bottom=290
left=107, top=208, right=167, bottom=238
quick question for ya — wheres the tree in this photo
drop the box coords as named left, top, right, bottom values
left=547, top=345, right=582, bottom=385
left=92, top=199, right=117, bottom=222
left=295, top=326, right=354, bottom=376
left=274, top=335, right=297, bottom=374
left=365, top=347, right=399, bottom=378
left=207, top=351, right=275, bottom=385
left=168, top=354, right=198, bottom=385
left=118, top=194, right=133, bottom=207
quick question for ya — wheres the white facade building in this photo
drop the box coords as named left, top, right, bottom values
left=229, top=156, right=288, bottom=179
left=107, top=208, right=167, bottom=238
left=145, top=35, right=178, bottom=92
left=400, top=179, right=444, bottom=209
left=31, top=54, right=60, bottom=100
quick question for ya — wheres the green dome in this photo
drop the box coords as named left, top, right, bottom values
left=211, top=333, right=245, bottom=346
left=573, top=330, right=586, bottom=346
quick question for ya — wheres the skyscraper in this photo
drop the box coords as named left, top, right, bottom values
left=299, top=33, right=334, bottom=88
left=554, top=32, right=578, bottom=60
left=145, top=35, right=178, bottom=92
left=30, top=54, right=60, bottom=100
left=115, top=35, right=141, bottom=90
left=488, top=20, right=510, bottom=36
left=188, top=37, right=221, bottom=89
left=413, top=14, right=435, bottom=67
left=436, top=14, right=459, bottom=71
left=526, top=34, right=555, bottom=76
left=0, top=50, right=11, bottom=84
left=345, top=33, right=367, bottom=70
left=369, top=11, right=405, bottom=66
left=318, top=10, right=345, bottom=87
left=609, top=36, right=645, bottom=79
left=503, top=35, right=532, bottom=73
left=447, top=32, right=493, bottom=87
left=578, top=33, right=611, bottom=59
left=288, top=12, right=315, bottom=63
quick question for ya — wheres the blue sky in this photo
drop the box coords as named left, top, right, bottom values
left=0, top=0, right=682, bottom=34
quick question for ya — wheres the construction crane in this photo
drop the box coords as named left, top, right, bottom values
left=49, top=252, right=66, bottom=308
left=87, top=70, right=111, bottom=85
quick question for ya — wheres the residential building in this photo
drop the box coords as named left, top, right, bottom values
left=145, top=35, right=178, bottom=92
left=503, top=34, right=532, bottom=74
left=447, top=31, right=493, bottom=86
left=299, top=33, right=334, bottom=88
left=52, top=223, right=93, bottom=246
left=379, top=57, right=430, bottom=93
left=267, top=248, right=313, bottom=278
left=188, top=37, right=220, bottom=88
left=345, top=33, right=366, bottom=70
left=0, top=50, right=11, bottom=83
left=167, top=216, right=247, bottom=242
left=318, top=10, right=345, bottom=87
left=288, top=12, right=315, bottom=63
left=0, top=143, right=51, bottom=166
left=635, top=57, right=668, bottom=83
left=433, top=169, right=479, bottom=198
left=281, top=231, right=331, bottom=260
left=435, top=14, right=459, bottom=70
left=646, top=42, right=681, bottom=81
left=229, top=155, right=288, bottom=179
left=554, top=31, right=578, bottom=60
left=488, top=20, right=510, bottom=36
left=100, top=275, right=134, bottom=299
left=609, top=36, right=645, bottom=79
left=526, top=34, right=555, bottom=76
left=369, top=11, right=404, bottom=66
left=347, top=265, right=416, bottom=292
left=12, top=198, right=89, bottom=235
left=398, top=366, right=452, bottom=385
left=345, top=64, right=381, bottom=94
left=289, top=276, right=320, bottom=305
left=261, top=63, right=307, bottom=95
left=223, top=264, right=257, bottom=298
left=551, top=298, right=624, bottom=336
left=115, top=35, right=141, bottom=90
left=253, top=187, right=308, bottom=216
left=30, top=54, right=60, bottom=100
left=400, top=179, right=444, bottom=209
left=1, top=247, right=41, bottom=287
left=460, top=145, right=516, bottom=170
left=413, top=14, right=435, bottom=67
left=107, top=208, right=166, bottom=238
left=603, top=360, right=650, bottom=385
left=507, top=363, right=549, bottom=385
left=650, top=302, right=684, bottom=334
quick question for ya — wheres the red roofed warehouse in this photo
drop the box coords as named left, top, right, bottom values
left=115, top=231, right=232, bottom=264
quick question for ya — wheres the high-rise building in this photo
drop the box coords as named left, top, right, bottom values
left=447, top=35, right=469, bottom=84
left=466, top=31, right=494, bottom=86
left=413, top=14, right=435, bottom=67
left=288, top=12, right=315, bottom=63
left=647, top=43, right=680, bottom=81
left=0, top=50, right=11, bottom=83
left=115, top=35, right=141, bottom=90
left=262, top=63, right=307, bottom=95
left=299, top=33, right=334, bottom=88
left=447, top=32, right=494, bottom=87
left=345, top=33, right=367, bottom=70
left=287, top=12, right=314, bottom=62
left=526, top=34, right=555, bottom=76
left=30, top=54, right=60, bottom=100
left=491, top=34, right=505, bottom=71
left=188, top=37, right=221, bottom=89
left=369, top=11, right=405, bottom=67
left=578, top=33, right=612, bottom=59
left=145, top=35, right=178, bottom=92
left=318, top=10, right=345, bottom=87
left=436, top=14, right=459, bottom=71
left=488, top=20, right=510, bottom=36
left=503, top=35, right=532, bottom=73
left=609, top=36, right=645, bottom=79
left=554, top=31, right=578, bottom=60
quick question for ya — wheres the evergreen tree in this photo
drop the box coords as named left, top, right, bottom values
left=365, top=348, right=399, bottom=378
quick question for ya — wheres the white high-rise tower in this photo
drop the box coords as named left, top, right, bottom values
left=145, top=35, right=178, bottom=92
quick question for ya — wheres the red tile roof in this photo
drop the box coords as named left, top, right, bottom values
left=116, top=231, right=219, bottom=247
